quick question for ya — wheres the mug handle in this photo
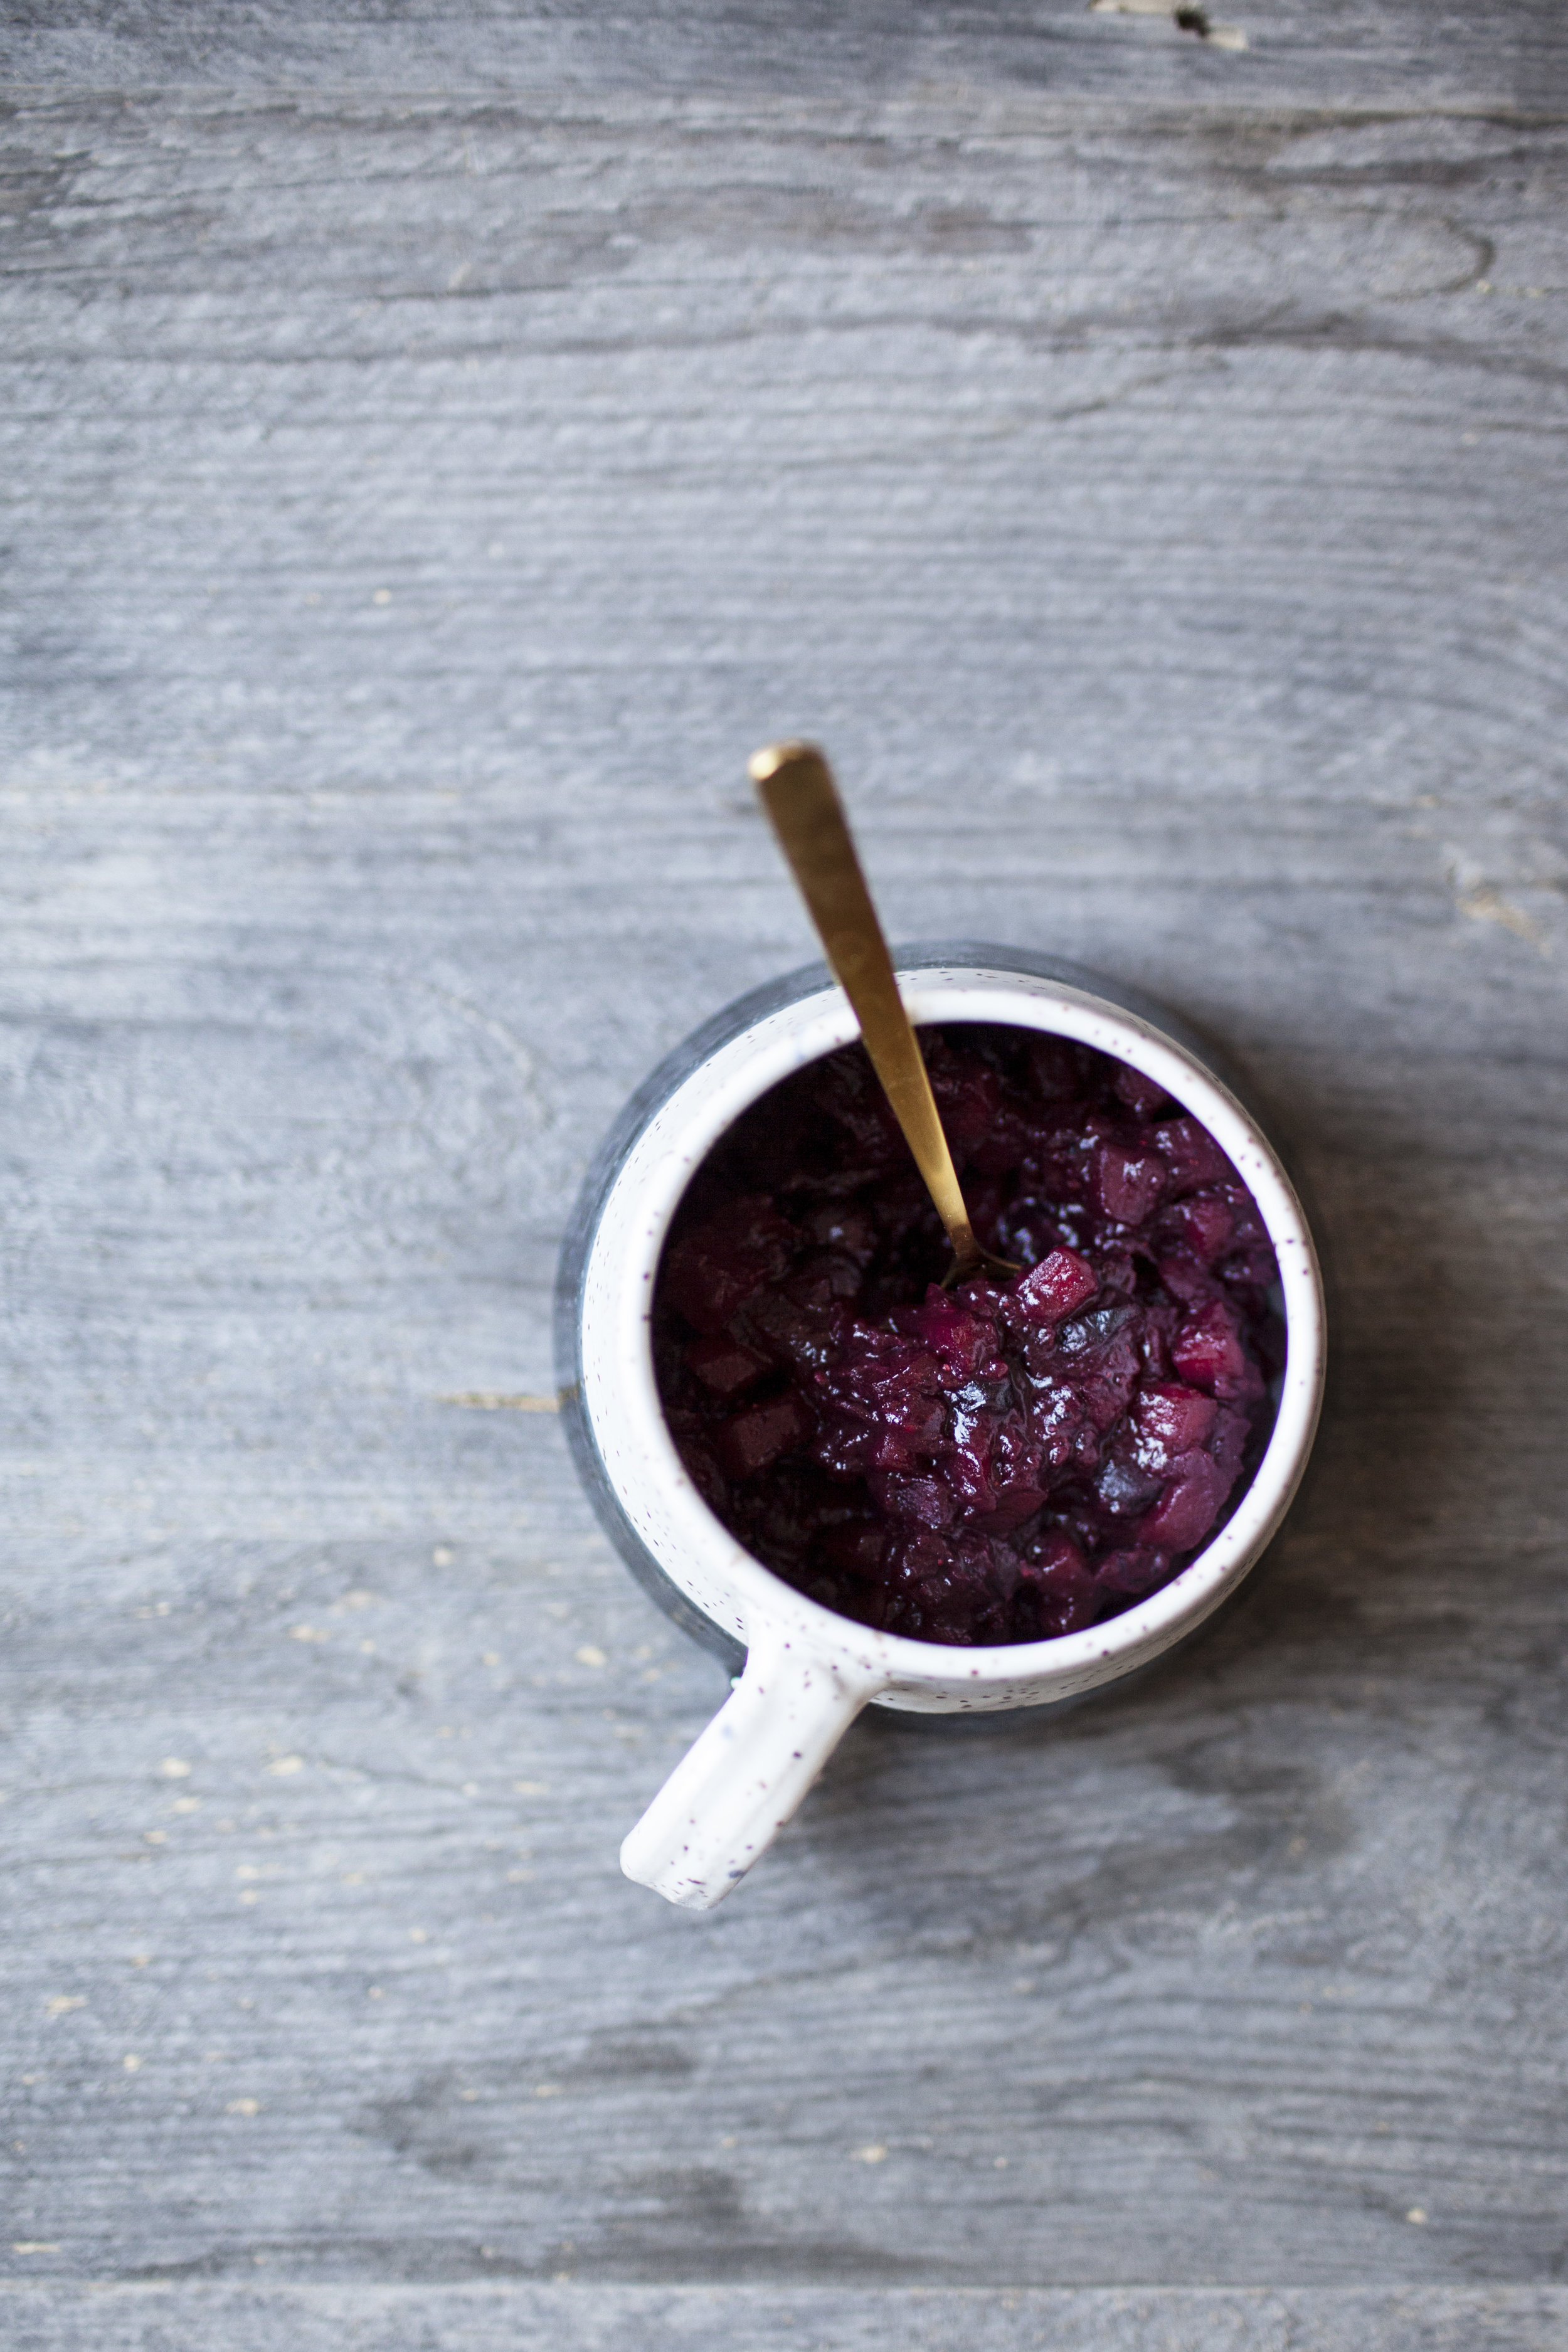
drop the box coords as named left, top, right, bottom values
left=620, top=1628, right=881, bottom=1910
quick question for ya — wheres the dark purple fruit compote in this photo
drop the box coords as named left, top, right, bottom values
left=652, top=1025, right=1285, bottom=1648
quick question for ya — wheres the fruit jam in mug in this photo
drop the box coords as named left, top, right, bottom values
left=652, top=1024, right=1285, bottom=1648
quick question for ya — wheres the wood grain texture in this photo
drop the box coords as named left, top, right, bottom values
left=4, top=0, right=1568, bottom=109
left=2, top=17, right=1567, bottom=2344
left=6, top=2283, right=1568, bottom=2351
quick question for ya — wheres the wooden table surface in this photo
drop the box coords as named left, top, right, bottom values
left=3, top=7, right=1567, bottom=2347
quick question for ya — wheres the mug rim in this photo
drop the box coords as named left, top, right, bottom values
left=559, top=948, right=1326, bottom=1703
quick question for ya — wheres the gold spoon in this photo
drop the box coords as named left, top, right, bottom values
left=750, top=740, right=1019, bottom=1289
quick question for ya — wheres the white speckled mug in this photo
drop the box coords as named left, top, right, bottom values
left=556, top=946, right=1325, bottom=1911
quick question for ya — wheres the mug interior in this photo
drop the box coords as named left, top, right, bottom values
left=568, top=960, right=1325, bottom=1710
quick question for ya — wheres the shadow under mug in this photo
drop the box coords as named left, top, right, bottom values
left=555, top=945, right=1327, bottom=1910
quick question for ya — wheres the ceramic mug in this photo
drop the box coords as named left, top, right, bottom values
left=555, top=945, right=1326, bottom=1911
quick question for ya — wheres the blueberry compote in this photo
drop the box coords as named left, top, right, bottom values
left=652, top=1025, right=1285, bottom=1647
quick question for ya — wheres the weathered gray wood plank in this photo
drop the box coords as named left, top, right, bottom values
left=8, top=2283, right=1568, bottom=2352
left=4, top=0, right=1568, bottom=110
left=1, top=34, right=1565, bottom=2338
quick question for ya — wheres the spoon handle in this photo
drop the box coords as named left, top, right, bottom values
left=750, top=741, right=982, bottom=1273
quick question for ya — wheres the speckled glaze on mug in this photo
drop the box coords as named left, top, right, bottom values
left=555, top=946, right=1326, bottom=1910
